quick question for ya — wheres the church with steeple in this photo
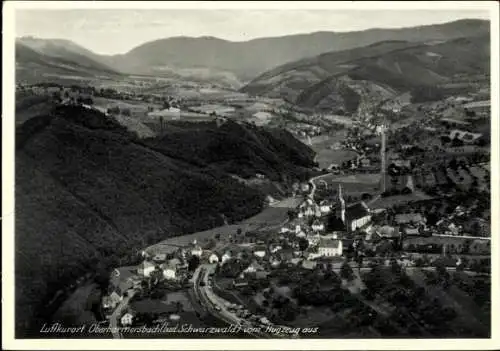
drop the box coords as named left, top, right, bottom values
left=332, top=184, right=372, bottom=233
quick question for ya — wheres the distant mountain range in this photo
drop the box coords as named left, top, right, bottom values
left=241, top=34, right=490, bottom=112
left=16, top=19, right=489, bottom=85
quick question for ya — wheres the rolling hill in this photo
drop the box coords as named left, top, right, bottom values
left=15, top=105, right=315, bottom=337
left=16, top=19, right=489, bottom=85
left=15, top=41, right=121, bottom=84
left=241, top=34, right=490, bottom=113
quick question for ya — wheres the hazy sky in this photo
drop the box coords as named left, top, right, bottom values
left=15, top=9, right=490, bottom=55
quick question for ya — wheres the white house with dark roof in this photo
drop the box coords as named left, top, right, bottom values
left=318, top=238, right=343, bottom=257
left=312, top=219, right=325, bottom=233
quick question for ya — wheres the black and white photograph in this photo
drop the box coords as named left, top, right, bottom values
left=2, top=1, right=499, bottom=349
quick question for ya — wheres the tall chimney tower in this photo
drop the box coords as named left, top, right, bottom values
left=380, top=124, right=387, bottom=193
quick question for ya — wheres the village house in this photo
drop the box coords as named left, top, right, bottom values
left=375, top=225, right=400, bottom=239
left=253, top=245, right=267, bottom=258
left=121, top=312, right=135, bottom=327
left=269, top=244, right=282, bottom=254
left=147, top=107, right=181, bottom=121
left=318, top=238, right=343, bottom=257
left=305, top=247, right=323, bottom=260
left=307, top=232, right=321, bottom=246
left=280, top=226, right=292, bottom=234
left=152, top=254, right=167, bottom=264
left=359, top=158, right=371, bottom=168
left=301, top=260, right=318, bottom=270
left=319, top=200, right=332, bottom=214
left=102, top=296, right=116, bottom=313
left=296, top=231, right=307, bottom=238
left=159, top=263, right=176, bottom=280
left=221, top=251, right=232, bottom=264
left=295, top=224, right=303, bottom=234
left=394, top=213, right=426, bottom=226
left=191, top=244, right=203, bottom=257
left=311, top=219, right=325, bottom=233
left=270, top=257, right=282, bottom=268
left=233, top=277, right=249, bottom=288
left=300, top=182, right=310, bottom=192
left=168, top=257, right=182, bottom=268
left=404, top=227, right=421, bottom=236
left=449, top=129, right=483, bottom=144
left=109, top=277, right=136, bottom=307
left=137, top=261, right=156, bottom=277
left=208, top=253, right=219, bottom=264
left=243, top=261, right=265, bottom=274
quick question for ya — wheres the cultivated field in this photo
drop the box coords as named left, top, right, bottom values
left=145, top=201, right=296, bottom=256
left=315, top=150, right=358, bottom=169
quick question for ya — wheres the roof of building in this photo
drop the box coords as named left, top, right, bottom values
left=253, top=111, right=273, bottom=119
left=463, top=100, right=490, bottom=109
left=159, top=263, right=177, bottom=271
left=246, top=261, right=265, bottom=271
left=395, top=213, right=425, bottom=224
left=319, top=238, right=341, bottom=249
left=153, top=254, right=167, bottom=261
left=110, top=266, right=137, bottom=287
left=301, top=260, right=318, bottom=270
left=147, top=107, right=181, bottom=117
left=138, top=261, right=156, bottom=270
left=346, top=202, right=370, bottom=220
left=377, top=225, right=399, bottom=237
left=168, top=258, right=182, bottom=266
